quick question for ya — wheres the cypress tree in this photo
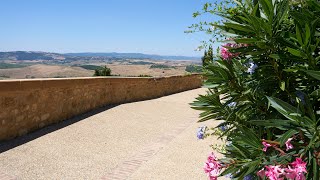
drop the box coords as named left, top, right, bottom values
left=206, top=45, right=213, bottom=65
left=202, top=45, right=213, bottom=67
left=202, top=50, right=207, bottom=66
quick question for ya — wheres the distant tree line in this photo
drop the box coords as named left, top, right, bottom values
left=150, top=64, right=174, bottom=69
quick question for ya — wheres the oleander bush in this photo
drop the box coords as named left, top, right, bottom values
left=190, top=0, right=320, bottom=179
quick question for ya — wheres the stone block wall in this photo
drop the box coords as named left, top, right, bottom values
left=0, top=75, right=202, bottom=141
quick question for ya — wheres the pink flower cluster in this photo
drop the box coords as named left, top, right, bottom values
left=203, top=152, right=222, bottom=180
left=257, top=158, right=307, bottom=180
left=220, top=43, right=238, bottom=60
left=220, top=43, right=248, bottom=60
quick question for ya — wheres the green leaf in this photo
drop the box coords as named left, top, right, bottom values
left=220, top=165, right=238, bottom=176
left=280, top=81, right=285, bottom=91
left=303, top=134, right=319, bottom=156
left=296, top=25, right=303, bottom=46
left=249, top=119, right=294, bottom=129
left=237, top=126, right=261, bottom=149
left=276, top=129, right=298, bottom=146
left=243, top=160, right=261, bottom=176
left=267, top=96, right=298, bottom=117
left=224, top=23, right=254, bottom=33
left=230, top=144, right=248, bottom=158
left=287, top=47, right=304, bottom=57
left=311, top=89, right=320, bottom=96
left=303, top=70, right=320, bottom=80
left=305, top=24, right=311, bottom=45
left=269, top=54, right=280, bottom=59
left=258, top=0, right=273, bottom=20
left=283, top=68, right=298, bottom=73
left=234, top=38, right=258, bottom=44
left=234, top=166, right=249, bottom=179
left=266, top=97, right=316, bottom=127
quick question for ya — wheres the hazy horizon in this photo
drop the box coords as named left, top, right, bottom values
left=0, top=50, right=202, bottom=58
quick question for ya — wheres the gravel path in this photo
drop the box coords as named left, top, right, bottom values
left=0, top=88, right=226, bottom=180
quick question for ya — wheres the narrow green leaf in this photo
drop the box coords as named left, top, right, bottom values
left=224, top=23, right=254, bottom=33
left=243, top=160, right=261, bottom=176
left=269, top=54, right=280, bottom=59
left=303, top=70, right=320, bottom=80
left=276, top=129, right=298, bottom=146
left=231, top=144, right=248, bottom=158
left=305, top=24, right=311, bottom=45
left=267, top=96, right=298, bottom=116
left=234, top=38, right=258, bottom=43
left=296, top=26, right=303, bottom=45
left=311, top=89, right=320, bottom=96
left=280, top=81, right=285, bottom=91
left=237, top=126, right=261, bottom=148
left=287, top=47, right=303, bottom=57
left=220, top=165, right=238, bottom=176
left=249, top=119, right=294, bottom=129
left=283, top=69, right=298, bottom=73
left=258, top=0, right=271, bottom=19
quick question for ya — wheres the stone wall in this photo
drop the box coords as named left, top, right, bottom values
left=0, top=75, right=202, bottom=141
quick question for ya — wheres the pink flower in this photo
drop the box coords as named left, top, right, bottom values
left=220, top=47, right=234, bottom=60
left=284, top=167, right=298, bottom=179
left=262, top=141, right=272, bottom=152
left=220, top=42, right=248, bottom=60
left=291, top=158, right=307, bottom=173
left=258, top=158, right=307, bottom=180
left=296, top=173, right=306, bottom=180
left=283, top=158, right=307, bottom=180
left=291, top=158, right=307, bottom=180
left=207, top=152, right=218, bottom=162
left=257, top=169, right=265, bottom=179
left=285, top=138, right=294, bottom=151
left=265, top=165, right=285, bottom=180
left=203, top=152, right=222, bottom=180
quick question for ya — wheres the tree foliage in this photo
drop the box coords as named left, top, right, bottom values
left=93, top=66, right=111, bottom=76
left=202, top=45, right=214, bottom=67
left=191, top=0, right=320, bottom=179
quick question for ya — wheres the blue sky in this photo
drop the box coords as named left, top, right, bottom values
left=1, top=0, right=217, bottom=56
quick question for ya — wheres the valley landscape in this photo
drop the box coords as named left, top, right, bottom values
left=0, top=51, right=201, bottom=80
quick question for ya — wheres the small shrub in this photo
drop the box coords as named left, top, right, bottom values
left=93, top=66, right=111, bottom=76
left=185, top=65, right=202, bottom=73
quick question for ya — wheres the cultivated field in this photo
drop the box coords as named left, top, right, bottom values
left=0, top=59, right=201, bottom=80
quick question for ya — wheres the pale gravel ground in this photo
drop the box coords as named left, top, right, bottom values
left=0, top=88, right=226, bottom=180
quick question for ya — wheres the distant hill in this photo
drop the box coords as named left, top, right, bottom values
left=64, top=52, right=200, bottom=61
left=0, top=51, right=65, bottom=60
left=0, top=51, right=200, bottom=61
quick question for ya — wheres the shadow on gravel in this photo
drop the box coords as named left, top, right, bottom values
left=0, top=104, right=118, bottom=154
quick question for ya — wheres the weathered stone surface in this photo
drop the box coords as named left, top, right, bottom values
left=0, top=75, right=202, bottom=141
